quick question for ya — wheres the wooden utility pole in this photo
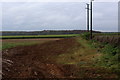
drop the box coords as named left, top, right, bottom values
left=90, top=0, right=94, bottom=39
left=86, top=3, right=90, bottom=32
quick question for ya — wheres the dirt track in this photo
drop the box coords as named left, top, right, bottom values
left=2, top=38, right=118, bottom=79
left=2, top=38, right=79, bottom=78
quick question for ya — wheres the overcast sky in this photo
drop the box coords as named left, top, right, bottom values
left=1, top=2, right=118, bottom=32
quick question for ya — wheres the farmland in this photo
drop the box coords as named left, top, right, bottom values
left=0, top=38, right=60, bottom=50
left=1, top=0, right=119, bottom=79
left=1, top=33, right=119, bottom=79
left=0, top=34, right=80, bottom=39
left=0, top=34, right=79, bottom=50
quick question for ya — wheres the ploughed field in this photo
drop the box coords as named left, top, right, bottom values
left=1, top=38, right=118, bottom=79
left=93, top=35, right=120, bottom=46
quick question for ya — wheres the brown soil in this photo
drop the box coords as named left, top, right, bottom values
left=2, top=38, right=118, bottom=79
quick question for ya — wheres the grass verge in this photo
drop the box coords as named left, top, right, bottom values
left=56, top=37, right=101, bottom=66
left=81, top=32, right=120, bottom=73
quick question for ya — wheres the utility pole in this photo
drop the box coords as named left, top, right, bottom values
left=90, top=0, right=94, bottom=39
left=86, top=3, right=90, bottom=32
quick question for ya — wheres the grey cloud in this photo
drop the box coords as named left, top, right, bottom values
left=93, top=2, right=118, bottom=32
left=2, top=2, right=118, bottom=32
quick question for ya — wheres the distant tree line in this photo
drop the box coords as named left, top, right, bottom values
left=1, top=30, right=101, bottom=36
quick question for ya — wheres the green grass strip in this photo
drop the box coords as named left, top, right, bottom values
left=0, top=34, right=80, bottom=39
